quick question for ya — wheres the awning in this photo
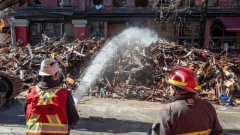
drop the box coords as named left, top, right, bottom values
left=220, top=17, right=240, bottom=32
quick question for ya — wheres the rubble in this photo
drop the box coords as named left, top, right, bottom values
left=0, top=33, right=106, bottom=99
left=87, top=39, right=240, bottom=106
left=1, top=36, right=240, bottom=106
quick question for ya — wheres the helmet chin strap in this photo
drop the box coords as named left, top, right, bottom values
left=173, top=90, right=177, bottom=96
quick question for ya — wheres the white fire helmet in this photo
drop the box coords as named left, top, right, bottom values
left=39, top=58, right=60, bottom=76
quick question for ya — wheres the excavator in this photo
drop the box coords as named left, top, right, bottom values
left=0, top=0, right=27, bottom=99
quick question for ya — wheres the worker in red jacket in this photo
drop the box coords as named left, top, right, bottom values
left=151, top=67, right=223, bottom=135
left=25, top=58, right=79, bottom=135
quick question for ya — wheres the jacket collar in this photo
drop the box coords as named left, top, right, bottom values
left=169, top=93, right=196, bottom=102
left=37, top=77, right=60, bottom=89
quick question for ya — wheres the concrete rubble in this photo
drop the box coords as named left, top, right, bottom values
left=0, top=36, right=240, bottom=106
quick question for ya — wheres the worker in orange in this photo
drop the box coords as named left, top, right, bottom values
left=151, top=67, right=223, bottom=135
left=25, top=58, right=79, bottom=135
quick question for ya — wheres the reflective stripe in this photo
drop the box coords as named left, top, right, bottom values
left=47, top=114, right=59, bottom=124
left=179, top=129, right=212, bottom=135
left=26, top=130, right=68, bottom=134
left=169, top=79, right=187, bottom=86
left=27, top=125, right=68, bottom=133
left=27, top=114, right=67, bottom=126
left=36, top=86, right=62, bottom=105
left=27, top=114, right=40, bottom=125
left=168, top=79, right=201, bottom=91
left=27, top=114, right=68, bottom=134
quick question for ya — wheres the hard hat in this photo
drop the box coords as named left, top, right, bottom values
left=39, top=58, right=60, bottom=76
left=166, top=67, right=201, bottom=93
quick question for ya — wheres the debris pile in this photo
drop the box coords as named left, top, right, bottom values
left=0, top=34, right=106, bottom=98
left=88, top=39, right=240, bottom=106
left=1, top=36, right=240, bottom=106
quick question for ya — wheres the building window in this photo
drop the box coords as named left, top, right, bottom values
left=30, top=23, right=42, bottom=36
left=86, top=22, right=104, bottom=38
left=180, top=0, right=194, bottom=8
left=113, top=0, right=126, bottom=7
left=29, top=0, right=42, bottom=7
left=129, top=22, right=147, bottom=28
left=43, top=23, right=62, bottom=35
left=135, top=0, right=148, bottom=7
left=60, top=0, right=72, bottom=7
left=155, top=0, right=170, bottom=8
left=228, top=0, right=240, bottom=6
left=29, top=22, right=62, bottom=45
left=208, top=0, right=218, bottom=6
left=152, top=21, right=172, bottom=37
left=92, top=0, right=102, bottom=5
left=91, top=0, right=103, bottom=8
left=30, top=23, right=62, bottom=36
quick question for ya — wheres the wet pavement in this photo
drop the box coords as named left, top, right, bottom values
left=0, top=97, right=240, bottom=135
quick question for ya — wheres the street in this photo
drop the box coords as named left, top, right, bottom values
left=0, top=97, right=240, bottom=135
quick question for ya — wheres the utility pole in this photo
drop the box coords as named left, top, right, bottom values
left=198, top=0, right=208, bottom=49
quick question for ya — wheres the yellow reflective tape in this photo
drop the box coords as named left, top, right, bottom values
left=168, top=79, right=187, bottom=86
left=178, top=129, right=212, bottom=135
left=48, top=87, right=62, bottom=103
left=26, top=130, right=68, bottom=134
left=27, top=122, right=68, bottom=126
left=55, top=114, right=62, bottom=124
left=36, top=86, right=46, bottom=105
left=53, top=87, right=62, bottom=95
left=194, top=86, right=201, bottom=90
left=27, top=114, right=40, bottom=125
left=46, top=115, right=53, bottom=124
left=169, top=79, right=201, bottom=91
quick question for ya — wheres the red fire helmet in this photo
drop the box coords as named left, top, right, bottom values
left=166, top=67, right=201, bottom=93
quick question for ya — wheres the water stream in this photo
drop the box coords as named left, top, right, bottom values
left=73, top=27, right=158, bottom=105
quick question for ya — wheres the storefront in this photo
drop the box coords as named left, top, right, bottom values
left=210, top=18, right=240, bottom=54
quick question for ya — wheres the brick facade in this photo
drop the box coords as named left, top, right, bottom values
left=11, top=0, right=240, bottom=51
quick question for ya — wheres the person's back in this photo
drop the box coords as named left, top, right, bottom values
left=151, top=67, right=223, bottom=135
left=25, top=58, right=79, bottom=135
left=26, top=86, right=69, bottom=135
left=152, top=94, right=222, bottom=135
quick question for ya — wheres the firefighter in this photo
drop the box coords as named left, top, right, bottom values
left=25, top=58, right=79, bottom=135
left=151, top=67, right=223, bottom=135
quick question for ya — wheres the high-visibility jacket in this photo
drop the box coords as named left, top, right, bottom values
left=26, top=86, right=69, bottom=135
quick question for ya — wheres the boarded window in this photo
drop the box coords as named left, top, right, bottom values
left=135, top=0, right=148, bottom=7
left=87, top=22, right=104, bottom=38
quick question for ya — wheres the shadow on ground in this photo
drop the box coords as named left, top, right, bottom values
left=223, top=129, right=240, bottom=135
left=74, top=116, right=152, bottom=134
left=0, top=102, right=26, bottom=125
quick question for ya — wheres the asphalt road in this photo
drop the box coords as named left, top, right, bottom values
left=0, top=97, right=240, bottom=135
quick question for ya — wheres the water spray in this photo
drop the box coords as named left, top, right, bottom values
left=73, top=27, right=158, bottom=105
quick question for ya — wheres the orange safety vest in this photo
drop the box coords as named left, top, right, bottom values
left=26, top=86, right=69, bottom=135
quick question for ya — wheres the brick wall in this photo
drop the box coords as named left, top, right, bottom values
left=42, top=0, right=58, bottom=10
left=219, top=0, right=228, bottom=10
left=14, top=2, right=28, bottom=10
left=15, top=0, right=85, bottom=10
